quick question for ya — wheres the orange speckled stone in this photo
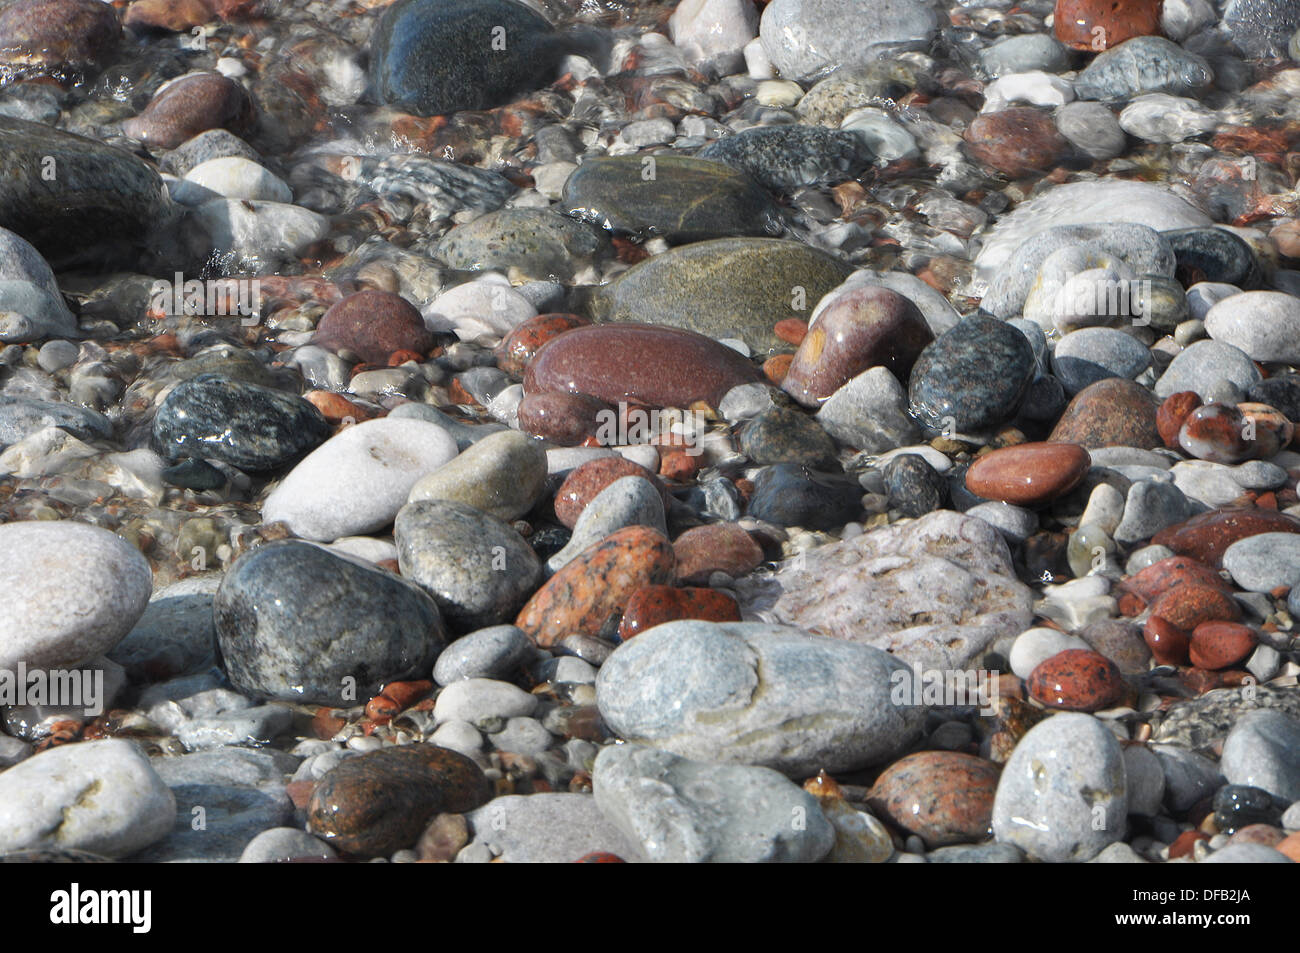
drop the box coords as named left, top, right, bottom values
left=965, top=441, right=1091, bottom=505
left=1157, top=391, right=1202, bottom=449
left=1143, top=616, right=1190, bottom=666
left=659, top=449, right=700, bottom=482
left=515, top=525, right=676, bottom=647
left=553, top=457, right=669, bottom=529
left=1189, top=621, right=1257, bottom=670
left=867, top=751, right=1001, bottom=847
left=1168, top=829, right=1209, bottom=859
left=763, top=353, right=793, bottom=383
left=672, top=522, right=765, bottom=585
left=1054, top=0, right=1162, bottom=51
left=1026, top=649, right=1126, bottom=711
left=1148, top=584, right=1241, bottom=631
left=1151, top=509, right=1300, bottom=568
left=1118, top=555, right=1234, bottom=609
left=494, top=312, right=589, bottom=378
left=616, top=584, right=741, bottom=640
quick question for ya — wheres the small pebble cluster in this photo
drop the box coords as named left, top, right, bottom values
left=0, top=0, right=1299, bottom=864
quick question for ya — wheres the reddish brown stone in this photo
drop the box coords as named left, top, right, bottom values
left=0, top=0, right=121, bottom=80
left=965, top=107, right=1071, bottom=178
left=122, top=70, right=254, bottom=149
left=659, top=449, right=701, bottom=482
left=516, top=391, right=613, bottom=446
left=1143, top=616, right=1190, bottom=666
left=1178, top=403, right=1255, bottom=464
left=123, top=0, right=213, bottom=32
left=1048, top=377, right=1162, bottom=449
left=774, top=318, right=808, bottom=345
left=763, top=353, right=793, bottom=383
left=1189, top=621, right=1257, bottom=670
left=1157, top=391, right=1202, bottom=449
left=616, top=584, right=741, bottom=640
left=1055, top=0, right=1162, bottom=51
left=965, top=441, right=1091, bottom=506
left=524, top=323, right=762, bottom=409
left=672, top=522, right=765, bottom=585
left=867, top=751, right=1001, bottom=847
left=553, top=457, right=669, bottom=529
left=1147, top=584, right=1241, bottom=631
left=1151, top=509, right=1300, bottom=568
left=1119, top=555, right=1234, bottom=609
left=515, top=526, right=676, bottom=647
left=1228, top=824, right=1286, bottom=849
left=495, top=313, right=589, bottom=378
left=1277, top=832, right=1300, bottom=863
left=781, top=286, right=933, bottom=407
left=1169, top=829, right=1209, bottom=859
left=313, top=290, right=433, bottom=365
left=1026, top=648, right=1127, bottom=711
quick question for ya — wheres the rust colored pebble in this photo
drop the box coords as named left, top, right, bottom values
left=314, top=290, right=433, bottom=365
left=553, top=456, right=669, bottom=529
left=1143, top=616, right=1190, bottom=666
left=1168, top=829, right=1209, bottom=859
left=1026, top=648, right=1127, bottom=711
left=866, top=751, right=1001, bottom=848
left=575, top=852, right=626, bottom=863
left=123, top=0, right=213, bottom=32
left=312, top=707, right=345, bottom=740
left=1147, top=584, right=1241, bottom=631
left=659, top=449, right=700, bottom=481
left=774, top=318, right=808, bottom=345
left=304, top=390, right=379, bottom=425
left=1157, top=391, right=1203, bottom=449
left=1119, top=555, right=1235, bottom=607
left=1047, top=377, right=1162, bottom=450
left=285, top=780, right=316, bottom=810
left=1151, top=509, right=1300, bottom=568
left=763, top=353, right=793, bottom=383
left=616, top=584, right=741, bottom=640
left=1189, top=621, right=1257, bottom=670
left=964, top=441, right=1091, bottom=506
left=515, top=525, right=676, bottom=647
left=1277, top=832, right=1300, bottom=863
left=672, top=522, right=765, bottom=585
left=964, top=107, right=1071, bottom=178
left=121, top=70, right=254, bottom=149
left=494, top=313, right=589, bottom=378
left=1054, top=0, right=1163, bottom=51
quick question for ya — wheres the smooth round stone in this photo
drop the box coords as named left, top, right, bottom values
left=1155, top=339, right=1261, bottom=401
left=868, top=751, right=1001, bottom=848
left=1051, top=327, right=1151, bottom=396
left=1125, top=543, right=1174, bottom=575
left=980, top=33, right=1070, bottom=76
left=1048, top=377, right=1161, bottom=449
left=966, top=442, right=1091, bottom=506
left=0, top=0, right=121, bottom=82
left=313, top=290, right=433, bottom=365
left=965, top=107, right=1070, bottom=178
left=152, top=374, right=330, bottom=472
left=1073, top=36, right=1213, bottom=102
left=746, top=462, right=862, bottom=530
left=395, top=500, right=542, bottom=632
left=0, top=521, right=152, bottom=671
left=908, top=316, right=1036, bottom=436
left=159, top=128, right=259, bottom=178
left=1119, top=93, right=1218, bottom=143
left=190, top=197, right=329, bottom=264
left=433, top=625, right=532, bottom=685
left=758, top=0, right=938, bottom=79
left=1166, top=227, right=1261, bottom=289
left=561, top=155, right=782, bottom=245
left=696, top=125, right=873, bottom=192
left=516, top=390, right=610, bottom=446
left=1113, top=479, right=1193, bottom=545
left=991, top=712, right=1126, bottom=861
left=839, top=107, right=920, bottom=163
left=176, top=156, right=291, bottom=204
left=436, top=208, right=609, bottom=282
left=673, top=523, right=765, bottom=585
left=596, top=620, right=926, bottom=777
left=1177, top=404, right=1254, bottom=464
left=1204, top=291, right=1300, bottom=365
left=1055, top=0, right=1162, bottom=50
left=738, top=405, right=837, bottom=468
left=884, top=453, right=946, bottom=518
left=515, top=526, right=675, bottom=647
left=407, top=429, right=546, bottom=522
left=369, top=0, right=595, bottom=116
left=670, top=0, right=759, bottom=66
left=214, top=540, right=447, bottom=706
left=593, top=744, right=833, bottom=863
left=524, top=323, right=762, bottom=410
left=425, top=278, right=537, bottom=341
left=239, top=827, right=337, bottom=863
left=1223, top=533, right=1300, bottom=594
left=122, top=71, right=253, bottom=150
left=1026, top=649, right=1126, bottom=711
left=547, top=475, right=666, bottom=575
left=307, top=744, right=491, bottom=857
left=262, top=418, right=458, bottom=541
left=108, top=575, right=220, bottom=682
left=981, top=71, right=1075, bottom=111
left=1009, top=627, right=1090, bottom=679
left=782, top=286, right=931, bottom=406
left=617, top=585, right=741, bottom=640
left=0, top=740, right=174, bottom=859
left=1189, top=621, right=1257, bottom=670
left=554, top=457, right=669, bottom=530
left=965, top=501, right=1038, bottom=543
left=494, top=313, right=589, bottom=378
left=590, top=238, right=853, bottom=356
left=433, top=677, right=536, bottom=726
left=1220, top=710, right=1300, bottom=803
left=1157, top=390, right=1201, bottom=447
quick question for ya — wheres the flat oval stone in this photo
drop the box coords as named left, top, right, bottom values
left=1026, top=648, right=1126, bottom=711
left=695, top=125, right=874, bottom=192
left=561, top=155, right=784, bottom=244
left=1189, top=621, right=1257, bottom=671
left=437, top=208, right=610, bottom=282
left=966, top=442, right=1091, bottom=506
left=495, top=313, right=589, bottom=378
left=214, top=540, right=447, bottom=705
left=965, top=107, right=1071, bottom=178
left=868, top=751, right=1001, bottom=847
left=616, top=585, right=741, bottom=640
left=1222, top=532, right=1300, bottom=594
left=524, top=323, right=762, bottom=409
left=122, top=71, right=254, bottom=150
left=1205, top=290, right=1300, bottom=365
left=554, top=456, right=669, bottom=529
left=152, top=374, right=331, bottom=472
left=514, top=525, right=676, bottom=647
left=782, top=285, right=932, bottom=407
left=314, top=290, right=433, bottom=365
left=590, top=238, right=853, bottom=356
left=672, top=523, right=765, bottom=585
left=307, top=744, right=491, bottom=857
left=1151, top=509, right=1300, bottom=567
left=0, top=0, right=121, bottom=83
left=908, top=316, right=1036, bottom=436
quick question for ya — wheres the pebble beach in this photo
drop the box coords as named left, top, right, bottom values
left=0, top=0, right=1299, bottom=866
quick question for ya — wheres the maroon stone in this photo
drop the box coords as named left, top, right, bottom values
left=122, top=71, right=254, bottom=149
left=495, top=312, right=589, bottom=378
left=1151, top=509, right=1300, bottom=568
left=1026, top=648, right=1127, bottom=711
left=0, top=0, right=121, bottom=81
left=965, top=107, right=1071, bottom=178
left=314, top=290, right=433, bottom=365
left=616, top=585, right=741, bottom=640
left=672, top=522, right=765, bottom=585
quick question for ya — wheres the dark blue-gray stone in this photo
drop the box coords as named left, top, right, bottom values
left=747, top=463, right=862, bottom=530
left=0, top=395, right=111, bottom=447
left=1073, top=37, right=1213, bottom=102
left=695, top=126, right=874, bottom=192
left=908, top=316, right=1036, bottom=436
left=214, top=540, right=447, bottom=706
left=884, top=453, right=946, bottom=518
left=1164, top=227, right=1262, bottom=288
left=1224, top=0, right=1300, bottom=59
left=1248, top=375, right=1300, bottom=421
left=739, top=405, right=838, bottom=469
left=152, top=374, right=331, bottom=472
left=1211, top=784, right=1281, bottom=834
left=161, top=458, right=227, bottom=491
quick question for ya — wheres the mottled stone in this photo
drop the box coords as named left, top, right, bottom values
left=314, top=290, right=433, bottom=364
left=695, top=125, right=873, bottom=192
left=738, top=405, right=837, bottom=468
left=553, top=457, right=668, bottom=530
left=1178, top=403, right=1255, bottom=464
left=1223, top=532, right=1300, bottom=593
left=908, top=316, right=1036, bottom=436
left=758, top=0, right=938, bottom=79
left=965, top=107, right=1071, bottom=177
left=1054, top=0, right=1162, bottom=51
left=1026, top=649, right=1126, bottom=711
left=869, top=751, right=1000, bottom=847
left=1223, top=0, right=1300, bottom=59
left=122, top=71, right=254, bottom=150
left=617, top=585, right=741, bottom=640
left=1151, top=510, right=1300, bottom=568
left=1078, top=618, right=1151, bottom=675
left=437, top=208, right=609, bottom=282
left=966, top=442, right=1091, bottom=506
left=1073, top=36, right=1214, bottom=102
left=495, top=312, right=589, bottom=378
left=1047, top=377, right=1163, bottom=449
left=673, top=523, right=764, bottom=585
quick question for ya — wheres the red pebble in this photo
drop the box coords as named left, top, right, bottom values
left=1143, top=616, right=1190, bottom=666
left=1157, top=391, right=1202, bottom=449
left=1189, top=621, right=1257, bottom=670
left=1026, top=649, right=1127, bottom=711
left=616, top=584, right=741, bottom=640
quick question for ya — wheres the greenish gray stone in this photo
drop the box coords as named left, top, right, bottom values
left=436, top=207, right=610, bottom=282
left=407, top=429, right=547, bottom=520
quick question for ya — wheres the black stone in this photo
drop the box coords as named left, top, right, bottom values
left=908, top=315, right=1036, bottom=436
left=161, top=458, right=227, bottom=491
left=151, top=374, right=330, bottom=472
left=1016, top=373, right=1067, bottom=424
left=885, top=453, right=946, bottom=518
left=1247, top=375, right=1300, bottom=422
left=739, top=405, right=838, bottom=469
left=696, top=125, right=874, bottom=192
left=214, top=540, right=447, bottom=706
left=1164, top=227, right=1262, bottom=288
left=747, top=463, right=862, bottom=530
left=1211, top=784, right=1282, bottom=834
left=527, top=524, right=571, bottom=560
